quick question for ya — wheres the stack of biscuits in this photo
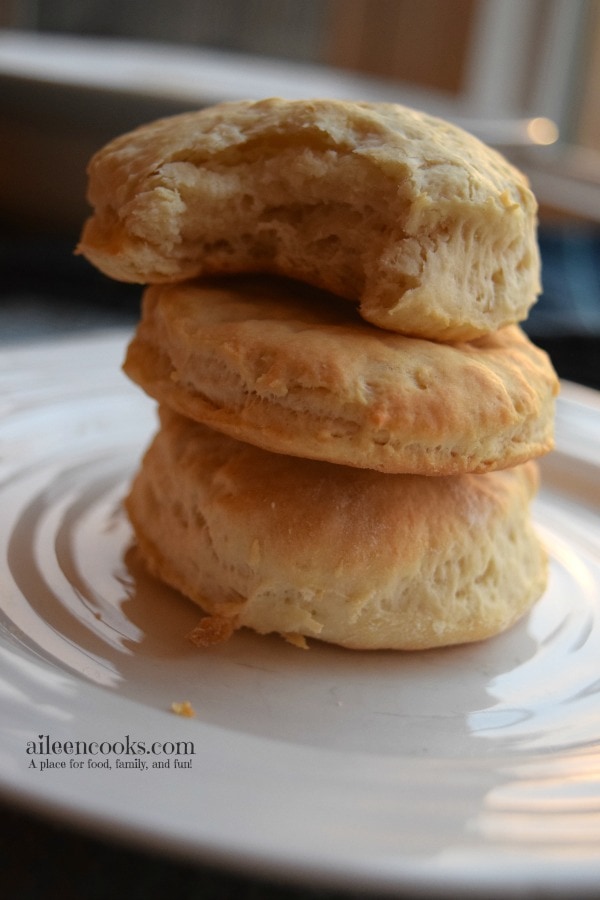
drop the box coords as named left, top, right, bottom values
left=78, top=98, right=559, bottom=651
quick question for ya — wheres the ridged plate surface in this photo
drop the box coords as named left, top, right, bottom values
left=1, top=331, right=600, bottom=896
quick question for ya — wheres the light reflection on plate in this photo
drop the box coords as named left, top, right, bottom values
left=1, top=331, right=600, bottom=895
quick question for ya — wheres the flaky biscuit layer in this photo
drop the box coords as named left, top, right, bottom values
left=125, top=408, right=547, bottom=651
left=79, top=97, right=540, bottom=340
left=123, top=276, right=558, bottom=475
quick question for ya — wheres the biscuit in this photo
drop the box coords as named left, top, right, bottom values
left=125, top=408, right=547, bottom=651
left=123, top=276, right=558, bottom=476
left=78, top=97, right=540, bottom=341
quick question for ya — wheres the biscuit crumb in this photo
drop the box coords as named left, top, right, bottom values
left=187, top=614, right=236, bottom=647
left=281, top=632, right=310, bottom=650
left=171, top=701, right=196, bottom=718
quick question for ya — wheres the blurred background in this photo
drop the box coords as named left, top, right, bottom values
left=1, top=0, right=599, bottom=388
left=2, top=0, right=600, bottom=227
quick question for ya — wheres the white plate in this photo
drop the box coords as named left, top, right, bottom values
left=1, top=330, right=600, bottom=896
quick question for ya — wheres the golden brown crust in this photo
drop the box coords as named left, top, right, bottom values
left=125, top=408, right=548, bottom=651
left=123, top=276, right=558, bottom=476
left=78, top=97, right=540, bottom=340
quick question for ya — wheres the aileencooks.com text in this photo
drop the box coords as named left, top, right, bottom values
left=26, top=734, right=196, bottom=771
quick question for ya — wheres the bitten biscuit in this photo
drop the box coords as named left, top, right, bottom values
left=123, top=276, right=558, bottom=476
left=78, top=97, right=540, bottom=341
left=125, top=408, right=548, bottom=651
